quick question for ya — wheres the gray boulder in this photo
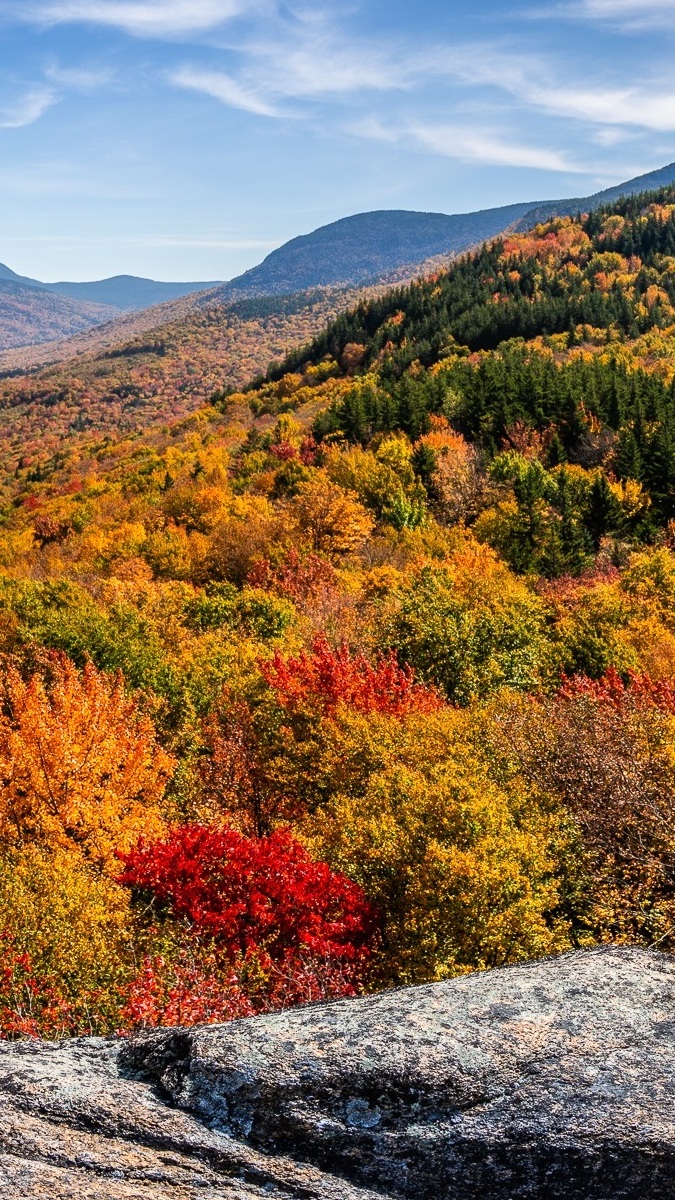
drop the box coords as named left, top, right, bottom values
left=0, top=947, right=673, bottom=1198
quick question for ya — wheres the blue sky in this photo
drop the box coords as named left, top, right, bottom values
left=1, top=0, right=675, bottom=281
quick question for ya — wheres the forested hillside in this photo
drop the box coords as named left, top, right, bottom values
left=0, top=280, right=120, bottom=351
left=0, top=288, right=358, bottom=484
left=1, top=187, right=675, bottom=1037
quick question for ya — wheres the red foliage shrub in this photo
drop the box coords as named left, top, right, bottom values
left=558, top=667, right=675, bottom=713
left=121, top=948, right=363, bottom=1030
left=0, top=932, right=77, bottom=1039
left=122, top=953, right=254, bottom=1030
left=299, top=436, right=319, bottom=465
left=260, top=636, right=442, bottom=717
left=269, top=442, right=298, bottom=462
left=120, top=824, right=375, bottom=974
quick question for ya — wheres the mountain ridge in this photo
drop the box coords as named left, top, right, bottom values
left=3, top=159, right=675, bottom=353
left=0, top=268, right=225, bottom=352
left=0, top=265, right=223, bottom=312
left=0, top=279, right=122, bottom=353
left=215, top=160, right=675, bottom=301
left=215, top=203, right=543, bottom=300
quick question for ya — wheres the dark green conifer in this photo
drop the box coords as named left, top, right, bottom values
left=546, top=431, right=567, bottom=468
left=584, top=473, right=621, bottom=550
left=615, top=427, right=642, bottom=482
left=412, top=443, right=438, bottom=494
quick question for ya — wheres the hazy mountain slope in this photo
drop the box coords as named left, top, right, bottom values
left=0, top=288, right=223, bottom=373
left=49, top=275, right=223, bottom=310
left=0, top=263, right=45, bottom=288
left=0, top=262, right=223, bottom=315
left=216, top=204, right=541, bottom=299
left=0, top=280, right=121, bottom=351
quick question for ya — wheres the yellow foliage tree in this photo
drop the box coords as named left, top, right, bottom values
left=208, top=495, right=282, bottom=584
left=303, top=707, right=567, bottom=985
left=0, top=845, right=135, bottom=1035
left=290, top=472, right=374, bottom=557
left=0, top=657, right=172, bottom=870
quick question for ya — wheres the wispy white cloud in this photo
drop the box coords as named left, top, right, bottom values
left=411, top=127, right=581, bottom=172
left=525, top=84, right=675, bottom=131
left=0, top=62, right=114, bottom=133
left=545, top=0, right=675, bottom=30
left=169, top=10, right=418, bottom=118
left=435, top=47, right=675, bottom=133
left=591, top=127, right=636, bottom=147
left=355, top=117, right=588, bottom=174
left=171, top=65, right=279, bottom=115
left=27, top=0, right=251, bottom=37
left=240, top=21, right=414, bottom=100
left=0, top=86, right=56, bottom=128
left=579, top=0, right=675, bottom=11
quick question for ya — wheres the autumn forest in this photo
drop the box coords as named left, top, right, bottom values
left=1, top=185, right=675, bottom=1036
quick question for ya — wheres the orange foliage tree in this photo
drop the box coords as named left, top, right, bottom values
left=290, top=473, right=374, bottom=557
left=0, top=656, right=172, bottom=870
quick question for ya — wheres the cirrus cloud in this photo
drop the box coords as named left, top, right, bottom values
left=22, top=0, right=252, bottom=38
left=0, top=86, right=56, bottom=128
left=170, top=66, right=279, bottom=116
left=545, top=0, right=675, bottom=31
left=354, top=116, right=589, bottom=174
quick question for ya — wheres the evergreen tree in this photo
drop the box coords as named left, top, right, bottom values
left=555, top=470, right=592, bottom=575
left=615, top=427, right=643, bottom=482
left=546, top=432, right=567, bottom=469
left=584, top=474, right=621, bottom=550
left=644, top=425, right=675, bottom=523
left=412, top=443, right=438, bottom=495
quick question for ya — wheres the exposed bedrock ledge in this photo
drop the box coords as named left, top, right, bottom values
left=0, top=947, right=673, bottom=1198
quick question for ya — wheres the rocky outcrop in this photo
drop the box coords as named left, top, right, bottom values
left=0, top=947, right=673, bottom=1198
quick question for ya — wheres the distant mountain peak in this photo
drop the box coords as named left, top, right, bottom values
left=0, top=267, right=224, bottom=352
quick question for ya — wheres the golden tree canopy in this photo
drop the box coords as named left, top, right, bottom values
left=0, top=657, right=172, bottom=870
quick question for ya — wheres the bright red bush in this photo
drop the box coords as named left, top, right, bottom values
left=119, top=824, right=375, bottom=972
left=0, top=932, right=77, bottom=1039
left=121, top=953, right=254, bottom=1030
left=121, top=947, right=365, bottom=1030
left=118, top=825, right=376, bottom=1027
left=260, top=636, right=441, bottom=717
